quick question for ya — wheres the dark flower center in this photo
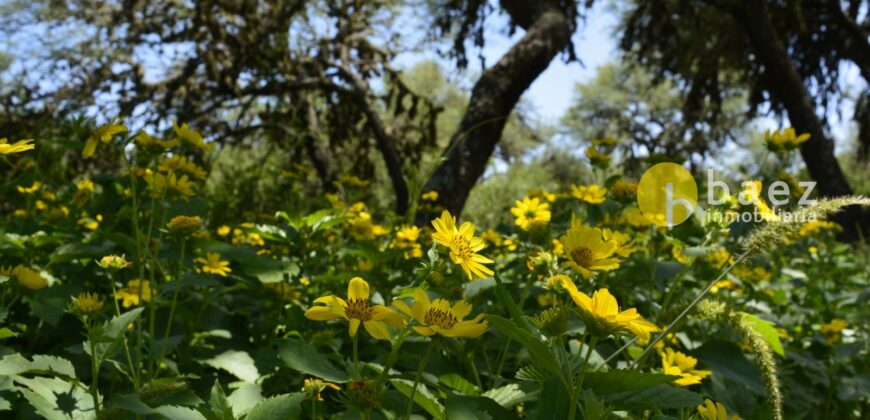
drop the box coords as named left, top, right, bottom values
left=424, top=308, right=458, bottom=329
left=345, top=298, right=373, bottom=321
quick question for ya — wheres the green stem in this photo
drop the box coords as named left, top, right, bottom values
left=110, top=276, right=139, bottom=388
left=374, top=327, right=412, bottom=388
left=156, top=240, right=185, bottom=375
left=405, top=341, right=435, bottom=419
left=88, top=322, right=101, bottom=415
left=568, top=336, right=598, bottom=420
left=352, top=333, right=359, bottom=378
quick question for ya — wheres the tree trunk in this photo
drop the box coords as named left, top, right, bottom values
left=418, top=0, right=574, bottom=222
left=735, top=0, right=866, bottom=240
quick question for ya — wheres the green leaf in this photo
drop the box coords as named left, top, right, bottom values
left=104, top=307, right=145, bottom=339
left=227, top=383, right=263, bottom=418
left=604, top=384, right=702, bottom=410
left=481, top=383, right=534, bottom=408
left=531, top=375, right=571, bottom=420
left=584, top=370, right=679, bottom=396
left=740, top=312, right=784, bottom=356
left=201, top=350, right=260, bottom=383
left=206, top=380, right=234, bottom=420
left=14, top=376, right=95, bottom=420
left=245, top=393, right=304, bottom=420
left=694, top=340, right=765, bottom=395
left=445, top=394, right=517, bottom=420
left=486, top=315, right=561, bottom=378
left=278, top=337, right=348, bottom=383
left=390, top=379, right=445, bottom=420
left=0, top=354, right=76, bottom=378
left=110, top=393, right=207, bottom=419
left=439, top=373, right=480, bottom=396
left=0, top=328, right=18, bottom=340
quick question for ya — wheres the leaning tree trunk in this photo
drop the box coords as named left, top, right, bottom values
left=418, top=0, right=574, bottom=222
left=736, top=0, right=866, bottom=240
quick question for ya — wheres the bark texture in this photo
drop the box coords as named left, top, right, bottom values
left=419, top=0, right=575, bottom=221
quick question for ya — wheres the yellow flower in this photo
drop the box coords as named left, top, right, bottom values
left=78, top=214, right=103, bottom=231
left=659, top=348, right=712, bottom=386
left=303, top=378, right=341, bottom=401
left=392, top=226, right=423, bottom=259
left=217, top=225, right=231, bottom=236
left=548, top=275, right=659, bottom=340
left=77, top=179, right=95, bottom=192
left=431, top=211, right=494, bottom=280
left=145, top=171, right=196, bottom=199
left=511, top=197, right=551, bottom=231
left=570, top=184, right=607, bottom=204
left=528, top=189, right=557, bottom=203
left=821, top=318, right=848, bottom=344
left=421, top=190, right=439, bottom=201
left=552, top=239, right=564, bottom=256
left=601, top=229, right=635, bottom=258
left=97, top=255, right=131, bottom=270
left=798, top=220, right=841, bottom=237
left=195, top=253, right=232, bottom=277
left=697, top=399, right=740, bottom=420
left=158, top=156, right=208, bottom=180
left=585, top=147, right=611, bottom=167
left=706, top=248, right=733, bottom=269
left=304, top=277, right=404, bottom=340
left=393, top=289, right=488, bottom=338
left=611, top=180, right=638, bottom=201
left=173, top=121, right=213, bottom=152
left=559, top=224, right=620, bottom=279
left=480, top=229, right=503, bottom=248
left=72, top=292, right=104, bottom=315
left=347, top=212, right=389, bottom=241
left=12, top=266, right=49, bottom=290
left=114, top=280, right=155, bottom=308
left=731, top=266, right=771, bottom=282
left=740, top=181, right=779, bottom=222
left=710, top=279, right=740, bottom=294
left=135, top=132, right=179, bottom=149
left=764, top=128, right=810, bottom=153
left=621, top=207, right=652, bottom=227
left=17, top=182, right=42, bottom=194
left=671, top=246, right=692, bottom=265
left=0, top=138, right=35, bottom=155
left=168, top=215, right=202, bottom=233
left=83, top=118, right=127, bottom=157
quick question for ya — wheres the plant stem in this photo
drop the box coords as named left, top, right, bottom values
left=568, top=336, right=598, bottom=420
left=405, top=341, right=435, bottom=419
left=88, top=322, right=101, bottom=415
left=156, top=240, right=185, bottom=375
left=374, top=327, right=411, bottom=388
left=352, top=333, right=359, bottom=378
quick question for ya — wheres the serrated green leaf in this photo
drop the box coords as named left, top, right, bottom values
left=206, top=380, right=234, bottom=420
left=390, top=379, right=445, bottom=420
left=439, top=373, right=480, bottom=396
left=245, top=393, right=304, bottom=420
left=0, top=328, right=17, bottom=340
left=481, top=383, right=533, bottom=408
left=104, top=307, right=145, bottom=339
left=445, top=394, right=516, bottom=420
left=201, top=350, right=260, bottom=383
left=227, top=383, right=263, bottom=418
left=278, top=337, right=348, bottom=383
left=740, top=312, right=784, bottom=356
left=14, top=376, right=95, bottom=420
left=584, top=370, right=679, bottom=396
left=486, top=315, right=561, bottom=378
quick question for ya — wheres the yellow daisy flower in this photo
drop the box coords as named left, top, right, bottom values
left=659, top=348, right=712, bottom=386
left=764, top=128, right=810, bottom=153
left=303, top=378, right=341, bottom=401
left=0, top=138, right=35, bottom=155
left=72, top=292, right=104, bottom=315
left=195, top=253, right=232, bottom=277
left=421, top=190, right=439, bottom=201
left=697, top=399, right=740, bottom=420
left=173, top=121, right=213, bottom=152
left=510, top=197, right=551, bottom=231
left=821, top=318, right=848, bottom=344
left=393, top=289, right=488, bottom=338
left=798, top=220, right=841, bottom=237
left=304, top=277, right=404, bottom=340
left=549, top=275, right=659, bottom=341
left=602, top=229, right=635, bottom=258
left=12, top=266, right=49, bottom=290
left=114, top=280, right=155, bottom=308
left=570, top=184, right=607, bottom=204
left=16, top=182, right=42, bottom=194
left=559, top=224, right=620, bottom=279
left=83, top=118, right=127, bottom=157
left=431, top=211, right=494, bottom=280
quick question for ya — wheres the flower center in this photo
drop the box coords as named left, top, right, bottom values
left=450, top=237, right=474, bottom=260
left=570, top=247, right=595, bottom=267
left=424, top=308, right=458, bottom=329
left=524, top=210, right=537, bottom=219
left=344, top=298, right=373, bottom=321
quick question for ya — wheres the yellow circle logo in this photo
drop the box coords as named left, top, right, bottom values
left=637, top=163, right=698, bottom=227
